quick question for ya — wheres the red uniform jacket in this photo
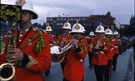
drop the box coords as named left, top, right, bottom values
left=81, top=36, right=89, bottom=54
left=87, top=38, right=94, bottom=53
left=48, top=35, right=55, bottom=47
left=113, top=39, right=121, bottom=54
left=64, top=41, right=87, bottom=81
left=106, top=39, right=115, bottom=60
left=90, top=37, right=110, bottom=65
left=0, top=27, right=51, bottom=81
left=56, top=34, right=72, bottom=47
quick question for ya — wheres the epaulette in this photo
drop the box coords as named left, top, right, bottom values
left=33, top=28, right=46, bottom=54
left=33, top=27, right=46, bottom=33
left=39, top=28, right=46, bottom=33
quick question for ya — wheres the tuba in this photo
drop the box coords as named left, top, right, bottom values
left=51, top=40, right=73, bottom=63
left=0, top=23, right=16, bottom=81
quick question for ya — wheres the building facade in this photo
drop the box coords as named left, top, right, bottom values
left=46, top=12, right=117, bottom=36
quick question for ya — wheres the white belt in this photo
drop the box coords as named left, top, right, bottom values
left=114, top=46, right=118, bottom=48
left=80, top=59, right=84, bottom=62
left=95, top=51, right=105, bottom=54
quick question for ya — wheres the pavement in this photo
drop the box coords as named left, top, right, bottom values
left=45, top=47, right=133, bottom=81
left=123, top=51, right=134, bottom=81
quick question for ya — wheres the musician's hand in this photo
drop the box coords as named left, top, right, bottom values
left=63, top=39, right=68, bottom=43
left=7, top=48, right=24, bottom=63
left=72, top=39, right=78, bottom=48
left=60, top=39, right=68, bottom=47
left=99, top=42, right=102, bottom=47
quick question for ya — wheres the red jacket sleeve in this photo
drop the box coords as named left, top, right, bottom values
left=75, top=43, right=87, bottom=59
left=20, top=33, right=51, bottom=73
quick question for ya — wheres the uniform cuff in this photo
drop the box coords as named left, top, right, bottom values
left=19, top=54, right=30, bottom=67
left=75, top=47, right=81, bottom=53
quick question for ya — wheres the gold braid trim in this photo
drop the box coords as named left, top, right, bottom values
left=79, top=42, right=87, bottom=54
left=34, top=36, right=46, bottom=54
left=25, top=56, right=37, bottom=69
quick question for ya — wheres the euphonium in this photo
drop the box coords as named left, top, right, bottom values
left=51, top=40, right=73, bottom=63
left=0, top=23, right=16, bottom=81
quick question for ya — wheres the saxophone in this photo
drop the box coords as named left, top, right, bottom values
left=0, top=23, right=16, bottom=81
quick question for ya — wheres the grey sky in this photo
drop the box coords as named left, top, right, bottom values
left=1, top=0, right=134, bottom=25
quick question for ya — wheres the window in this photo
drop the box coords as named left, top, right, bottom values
left=50, top=18, right=53, bottom=21
left=57, top=23, right=60, bottom=26
left=70, top=18, right=73, bottom=21
left=57, top=18, right=60, bottom=21
left=61, top=23, right=63, bottom=26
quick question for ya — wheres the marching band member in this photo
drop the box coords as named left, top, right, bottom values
left=56, top=21, right=72, bottom=74
left=112, top=31, right=121, bottom=71
left=81, top=26, right=88, bottom=44
left=0, top=0, right=51, bottom=81
left=45, top=24, right=55, bottom=76
left=80, top=25, right=89, bottom=59
left=90, top=24, right=111, bottom=81
left=63, top=22, right=87, bottom=81
left=104, top=28, right=114, bottom=81
left=46, top=24, right=55, bottom=47
left=88, top=31, right=95, bottom=68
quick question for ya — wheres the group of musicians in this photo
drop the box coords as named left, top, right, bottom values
left=0, top=0, right=121, bottom=81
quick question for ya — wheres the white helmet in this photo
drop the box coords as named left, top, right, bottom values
left=89, top=31, right=94, bottom=36
left=105, top=28, right=113, bottom=35
left=16, top=0, right=38, bottom=19
left=95, top=24, right=105, bottom=33
left=46, top=25, right=52, bottom=32
left=114, top=31, right=119, bottom=35
left=81, top=26, right=86, bottom=32
left=62, top=21, right=71, bottom=30
left=71, top=22, right=84, bottom=34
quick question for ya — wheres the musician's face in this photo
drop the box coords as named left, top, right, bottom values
left=72, top=33, right=82, bottom=40
left=114, top=35, right=118, bottom=38
left=47, top=31, right=52, bottom=35
left=106, top=35, right=112, bottom=39
left=63, top=29, right=70, bottom=34
left=90, top=36, right=94, bottom=39
left=21, top=11, right=33, bottom=24
left=96, top=33, right=104, bottom=38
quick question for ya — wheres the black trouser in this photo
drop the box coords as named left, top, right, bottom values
left=60, top=61, right=66, bottom=74
left=112, top=54, right=118, bottom=70
left=105, top=60, right=112, bottom=81
left=88, top=53, right=93, bottom=66
left=45, top=70, right=50, bottom=76
left=94, top=65, right=108, bottom=81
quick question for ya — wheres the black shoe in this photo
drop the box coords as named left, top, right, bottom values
left=45, top=71, right=50, bottom=76
left=113, top=68, right=116, bottom=71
